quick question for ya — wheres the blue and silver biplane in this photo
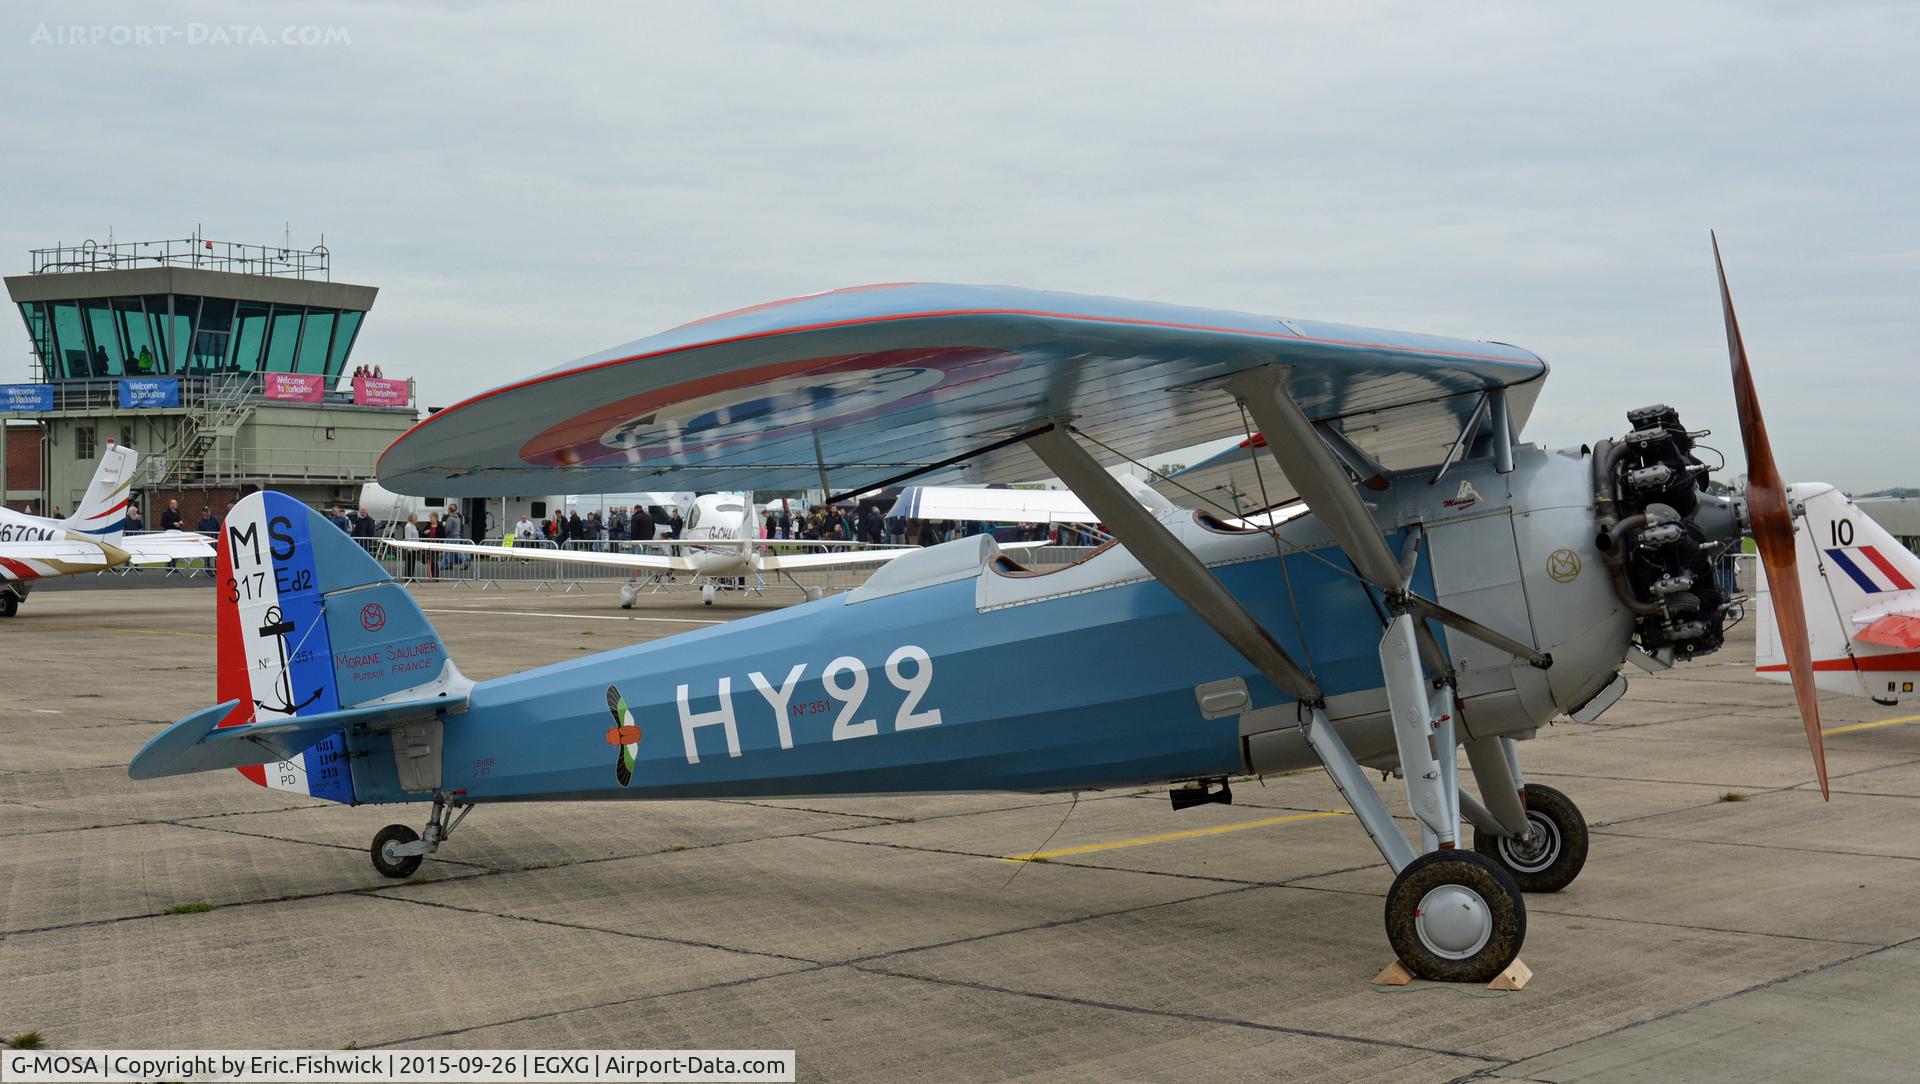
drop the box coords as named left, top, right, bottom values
left=131, top=242, right=1829, bottom=982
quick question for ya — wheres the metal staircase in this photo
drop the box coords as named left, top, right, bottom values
left=147, top=375, right=257, bottom=488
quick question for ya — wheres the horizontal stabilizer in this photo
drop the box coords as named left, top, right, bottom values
left=1855, top=612, right=1920, bottom=650
left=130, top=693, right=464, bottom=780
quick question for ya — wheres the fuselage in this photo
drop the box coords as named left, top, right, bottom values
left=0, top=505, right=128, bottom=585
left=343, top=445, right=1640, bottom=806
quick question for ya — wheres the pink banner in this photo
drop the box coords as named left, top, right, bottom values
left=263, top=372, right=325, bottom=403
left=353, top=377, right=411, bottom=407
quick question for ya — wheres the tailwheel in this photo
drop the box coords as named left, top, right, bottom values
left=1385, top=850, right=1526, bottom=983
left=1473, top=783, right=1588, bottom=893
left=371, top=824, right=424, bottom=879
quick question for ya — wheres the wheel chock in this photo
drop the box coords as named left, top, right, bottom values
left=1486, top=957, right=1532, bottom=991
left=1371, top=960, right=1414, bottom=986
left=1370, top=957, right=1531, bottom=989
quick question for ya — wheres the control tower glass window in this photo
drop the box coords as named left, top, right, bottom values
left=264, top=305, right=302, bottom=372
left=117, top=297, right=160, bottom=374
left=229, top=301, right=270, bottom=371
left=297, top=309, right=335, bottom=374
left=186, top=297, right=227, bottom=374
left=329, top=311, right=363, bottom=372
left=148, top=293, right=194, bottom=374
left=81, top=300, right=124, bottom=376
left=16, top=292, right=371, bottom=382
left=50, top=302, right=86, bottom=377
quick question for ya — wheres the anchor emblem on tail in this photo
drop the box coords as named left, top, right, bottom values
left=254, top=605, right=324, bottom=716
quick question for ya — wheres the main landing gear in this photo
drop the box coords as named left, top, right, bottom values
left=0, top=591, right=18, bottom=618
left=1473, top=783, right=1589, bottom=893
left=1024, top=410, right=1574, bottom=984
left=371, top=793, right=474, bottom=879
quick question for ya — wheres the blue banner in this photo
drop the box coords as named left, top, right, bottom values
left=118, top=378, right=180, bottom=408
left=0, top=384, right=53, bottom=412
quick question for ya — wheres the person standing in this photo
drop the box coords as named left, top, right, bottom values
left=424, top=512, right=442, bottom=581
left=125, top=502, right=145, bottom=534
left=668, top=508, right=683, bottom=540
left=442, top=505, right=465, bottom=570
left=399, top=513, right=421, bottom=579
left=160, top=498, right=182, bottom=532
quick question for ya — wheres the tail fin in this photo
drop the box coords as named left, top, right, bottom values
left=64, top=443, right=138, bottom=544
left=212, top=491, right=466, bottom=799
left=1757, top=483, right=1920, bottom=703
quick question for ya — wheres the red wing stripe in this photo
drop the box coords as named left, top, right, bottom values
left=1861, top=546, right=1917, bottom=591
left=0, top=556, right=42, bottom=579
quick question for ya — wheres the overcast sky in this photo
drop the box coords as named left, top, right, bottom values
left=2, top=2, right=1914, bottom=489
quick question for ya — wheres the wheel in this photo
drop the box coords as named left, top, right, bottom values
left=1473, top=783, right=1588, bottom=893
left=1385, top=850, right=1526, bottom=983
left=701, top=584, right=717, bottom=606
left=803, top=586, right=825, bottom=602
left=619, top=581, right=638, bottom=609
left=371, top=824, right=424, bottom=879
left=0, top=592, right=17, bottom=618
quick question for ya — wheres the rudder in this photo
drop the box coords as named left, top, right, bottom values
left=64, top=443, right=138, bottom=545
left=216, top=491, right=462, bottom=799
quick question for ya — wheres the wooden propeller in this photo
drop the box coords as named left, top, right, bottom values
left=1714, top=232, right=1829, bottom=799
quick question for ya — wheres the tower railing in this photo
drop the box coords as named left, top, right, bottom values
left=29, top=236, right=330, bottom=280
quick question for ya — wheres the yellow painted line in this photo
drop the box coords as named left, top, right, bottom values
left=998, top=810, right=1348, bottom=862
left=94, top=626, right=215, bottom=639
left=1824, top=713, right=1920, bottom=736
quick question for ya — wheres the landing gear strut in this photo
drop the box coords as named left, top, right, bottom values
left=371, top=793, right=473, bottom=879
left=1473, top=783, right=1588, bottom=893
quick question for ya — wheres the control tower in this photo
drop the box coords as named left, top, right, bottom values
left=3, top=232, right=415, bottom=520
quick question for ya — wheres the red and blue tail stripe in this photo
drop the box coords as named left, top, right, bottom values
left=69, top=498, right=131, bottom=536
left=1825, top=545, right=1917, bottom=594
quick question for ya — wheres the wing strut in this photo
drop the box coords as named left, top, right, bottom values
left=1228, top=366, right=1550, bottom=671
left=1026, top=425, right=1320, bottom=705
left=1026, top=424, right=1432, bottom=870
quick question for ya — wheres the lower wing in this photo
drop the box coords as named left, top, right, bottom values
left=384, top=537, right=690, bottom=572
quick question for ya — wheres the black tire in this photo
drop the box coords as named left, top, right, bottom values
left=1473, top=783, right=1589, bottom=893
left=0, top=593, right=17, bottom=617
left=1385, top=850, right=1526, bottom=983
left=371, top=824, right=424, bottom=879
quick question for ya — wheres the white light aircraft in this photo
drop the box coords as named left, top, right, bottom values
left=0, top=444, right=215, bottom=616
left=387, top=489, right=1053, bottom=605
left=1756, top=485, right=1920, bottom=704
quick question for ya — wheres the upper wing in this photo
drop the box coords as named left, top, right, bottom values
left=378, top=283, right=1546, bottom=500
left=384, top=538, right=689, bottom=572
left=121, top=530, right=216, bottom=564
